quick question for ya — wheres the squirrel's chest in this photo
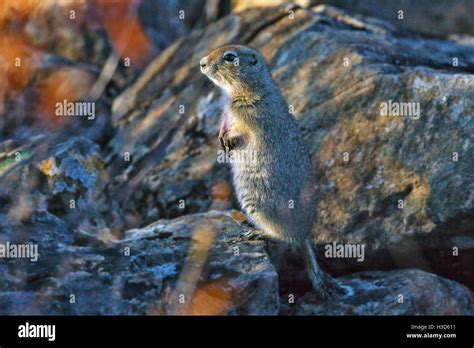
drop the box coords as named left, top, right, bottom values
left=232, top=164, right=272, bottom=207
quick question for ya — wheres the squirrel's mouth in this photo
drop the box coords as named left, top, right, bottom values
left=200, top=62, right=217, bottom=76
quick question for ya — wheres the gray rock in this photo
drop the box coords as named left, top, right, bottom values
left=1, top=210, right=471, bottom=315
left=0, top=137, right=119, bottom=234
left=138, top=0, right=230, bottom=53
left=0, top=211, right=279, bottom=315
left=233, top=0, right=474, bottom=37
left=281, top=269, right=473, bottom=315
left=313, top=1, right=474, bottom=37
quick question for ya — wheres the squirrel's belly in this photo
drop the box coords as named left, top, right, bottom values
left=231, top=163, right=288, bottom=239
left=232, top=162, right=269, bottom=212
left=230, top=152, right=316, bottom=243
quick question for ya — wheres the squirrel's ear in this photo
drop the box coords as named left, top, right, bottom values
left=250, top=54, right=258, bottom=65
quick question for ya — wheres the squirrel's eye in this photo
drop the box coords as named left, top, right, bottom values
left=223, top=53, right=237, bottom=63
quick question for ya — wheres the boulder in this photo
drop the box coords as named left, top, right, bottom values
left=0, top=136, right=122, bottom=240
left=138, top=0, right=231, bottom=53
left=232, top=0, right=474, bottom=37
left=281, top=269, right=474, bottom=315
left=0, top=211, right=279, bottom=315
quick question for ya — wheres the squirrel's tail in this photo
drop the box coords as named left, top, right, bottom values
left=303, top=239, right=345, bottom=300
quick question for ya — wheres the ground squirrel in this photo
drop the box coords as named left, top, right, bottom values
left=200, top=44, right=342, bottom=299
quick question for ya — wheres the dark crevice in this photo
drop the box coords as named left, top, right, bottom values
left=242, top=5, right=300, bottom=44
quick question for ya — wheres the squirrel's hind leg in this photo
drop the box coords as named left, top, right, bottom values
left=303, top=239, right=346, bottom=300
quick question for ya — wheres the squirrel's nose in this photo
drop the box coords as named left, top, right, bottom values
left=200, top=57, right=208, bottom=68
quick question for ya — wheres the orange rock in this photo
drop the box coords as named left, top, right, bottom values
left=211, top=181, right=232, bottom=201
left=230, top=210, right=247, bottom=224
left=181, top=278, right=233, bottom=316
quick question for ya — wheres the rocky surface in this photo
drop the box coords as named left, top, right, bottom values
left=0, top=136, right=123, bottom=237
left=139, top=0, right=231, bottom=53
left=0, top=211, right=279, bottom=315
left=318, top=0, right=474, bottom=37
left=282, top=269, right=473, bottom=315
left=232, top=0, right=474, bottom=37
left=0, top=211, right=471, bottom=315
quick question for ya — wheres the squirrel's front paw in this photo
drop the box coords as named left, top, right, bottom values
left=219, top=132, right=227, bottom=150
left=219, top=129, right=230, bottom=150
left=220, top=132, right=244, bottom=151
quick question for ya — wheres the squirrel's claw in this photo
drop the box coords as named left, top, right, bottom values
left=220, top=131, right=239, bottom=151
left=219, top=134, right=226, bottom=150
left=314, top=273, right=347, bottom=301
left=219, top=128, right=230, bottom=150
left=221, top=133, right=245, bottom=151
left=224, top=136, right=237, bottom=150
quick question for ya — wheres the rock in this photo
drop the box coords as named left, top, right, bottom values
left=1, top=209, right=471, bottom=315
left=138, top=0, right=231, bottom=53
left=281, top=269, right=474, bottom=315
left=104, top=5, right=474, bottom=288
left=0, top=136, right=123, bottom=238
left=0, top=211, right=279, bottom=315
left=36, top=137, right=105, bottom=219
left=319, top=0, right=474, bottom=37
left=122, top=210, right=279, bottom=315
left=232, top=0, right=474, bottom=37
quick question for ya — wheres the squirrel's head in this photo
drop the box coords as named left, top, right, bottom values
left=200, top=45, right=272, bottom=96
